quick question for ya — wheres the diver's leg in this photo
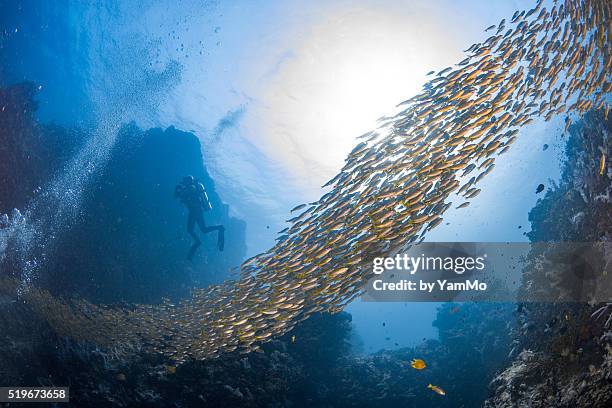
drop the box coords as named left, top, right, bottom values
left=187, top=211, right=201, bottom=260
left=197, top=218, right=225, bottom=251
left=216, top=225, right=225, bottom=251
left=195, top=212, right=207, bottom=233
left=187, top=211, right=200, bottom=240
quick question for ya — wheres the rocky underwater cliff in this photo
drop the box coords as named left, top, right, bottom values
left=485, top=111, right=612, bottom=407
left=0, top=83, right=247, bottom=303
left=45, top=123, right=248, bottom=303
left=0, top=294, right=514, bottom=407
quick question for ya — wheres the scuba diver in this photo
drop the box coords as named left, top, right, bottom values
left=174, top=175, right=225, bottom=260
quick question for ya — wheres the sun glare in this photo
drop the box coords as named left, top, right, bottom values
left=251, top=4, right=462, bottom=193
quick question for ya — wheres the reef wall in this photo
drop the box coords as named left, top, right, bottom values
left=0, top=83, right=85, bottom=213
left=46, top=123, right=248, bottom=303
left=0, top=297, right=513, bottom=407
left=0, top=83, right=247, bottom=303
left=485, top=111, right=612, bottom=407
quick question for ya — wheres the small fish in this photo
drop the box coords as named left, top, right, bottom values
left=411, top=358, right=427, bottom=370
left=599, top=153, right=606, bottom=176
left=291, top=335, right=296, bottom=343
left=426, top=70, right=435, bottom=76
left=450, top=306, right=461, bottom=314
left=438, top=67, right=452, bottom=76
left=535, top=183, right=545, bottom=194
left=165, top=365, right=177, bottom=374
left=428, top=384, right=446, bottom=396
left=116, top=373, right=127, bottom=381
left=542, top=144, right=549, bottom=151
left=485, top=24, right=496, bottom=31
left=290, top=203, right=307, bottom=213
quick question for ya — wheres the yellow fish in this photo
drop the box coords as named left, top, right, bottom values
left=291, top=335, right=296, bottom=343
left=410, top=358, right=427, bottom=370
left=599, top=153, right=606, bottom=176
left=165, top=365, right=177, bottom=374
left=428, top=384, right=446, bottom=396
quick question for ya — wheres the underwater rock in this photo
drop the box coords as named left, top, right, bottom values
left=486, top=111, right=612, bottom=407
left=223, top=384, right=244, bottom=399
left=0, top=84, right=248, bottom=303
left=46, top=124, right=248, bottom=303
left=0, top=304, right=513, bottom=407
left=0, top=83, right=86, bottom=213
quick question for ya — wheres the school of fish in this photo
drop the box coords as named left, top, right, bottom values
left=2, top=0, right=611, bottom=364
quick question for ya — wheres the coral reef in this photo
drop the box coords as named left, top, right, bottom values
left=486, top=111, right=612, bottom=407
left=0, top=300, right=513, bottom=407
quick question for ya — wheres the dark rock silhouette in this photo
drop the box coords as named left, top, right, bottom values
left=0, top=297, right=513, bottom=408
left=486, top=111, right=612, bottom=407
left=0, top=83, right=85, bottom=212
left=0, top=83, right=247, bottom=303
left=47, top=123, right=247, bottom=303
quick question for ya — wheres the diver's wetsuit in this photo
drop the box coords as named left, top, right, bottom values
left=175, top=177, right=224, bottom=260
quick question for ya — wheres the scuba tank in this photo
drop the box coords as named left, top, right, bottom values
left=197, top=183, right=212, bottom=211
